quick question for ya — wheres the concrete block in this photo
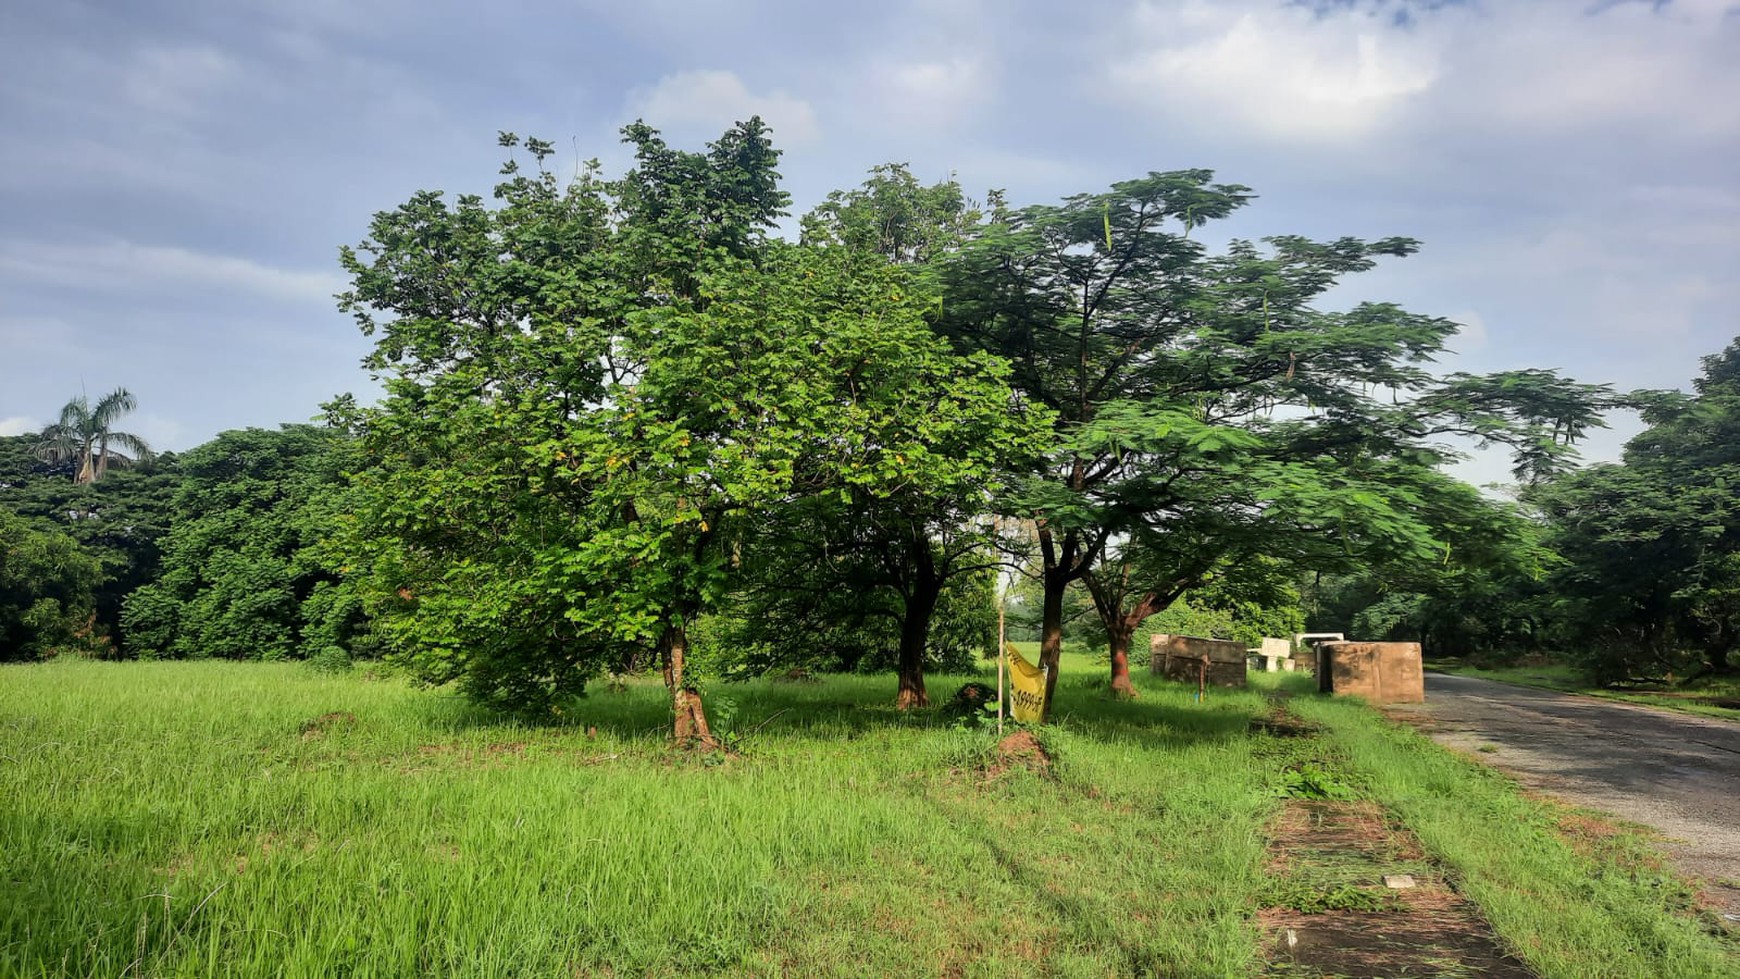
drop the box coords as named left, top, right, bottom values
left=1317, top=641, right=1425, bottom=704
left=1150, top=633, right=1248, bottom=688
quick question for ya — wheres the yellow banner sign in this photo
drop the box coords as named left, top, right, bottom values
left=1005, top=642, right=1048, bottom=723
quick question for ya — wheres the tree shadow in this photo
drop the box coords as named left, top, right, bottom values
left=552, top=668, right=1283, bottom=753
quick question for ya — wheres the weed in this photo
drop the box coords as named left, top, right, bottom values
left=1274, top=762, right=1361, bottom=801
left=1264, top=879, right=1398, bottom=913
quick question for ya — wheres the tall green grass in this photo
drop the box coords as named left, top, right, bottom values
left=6, top=660, right=1732, bottom=977
left=2, top=660, right=1281, bottom=977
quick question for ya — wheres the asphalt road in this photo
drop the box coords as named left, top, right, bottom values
left=1386, top=673, right=1740, bottom=915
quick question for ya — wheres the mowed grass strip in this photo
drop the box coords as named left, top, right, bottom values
left=2, top=659, right=1282, bottom=978
left=1288, top=688, right=1738, bottom=979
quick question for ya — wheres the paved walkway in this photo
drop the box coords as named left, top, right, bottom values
left=1386, top=673, right=1740, bottom=916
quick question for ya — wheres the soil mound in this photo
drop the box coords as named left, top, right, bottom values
left=986, top=730, right=1053, bottom=780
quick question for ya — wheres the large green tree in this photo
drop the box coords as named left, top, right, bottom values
left=933, top=173, right=1619, bottom=706
left=120, top=426, right=368, bottom=660
left=339, top=124, right=1036, bottom=735
left=1540, top=337, right=1740, bottom=679
left=0, top=435, right=178, bottom=651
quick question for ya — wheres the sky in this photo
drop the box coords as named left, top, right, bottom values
left=1, top=0, right=1736, bottom=484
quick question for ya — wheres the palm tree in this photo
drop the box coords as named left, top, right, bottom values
left=36, top=388, right=154, bottom=484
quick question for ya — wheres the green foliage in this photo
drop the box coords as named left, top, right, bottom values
left=119, top=426, right=368, bottom=661
left=339, top=124, right=1043, bottom=715
left=1263, top=878, right=1396, bottom=914
left=0, top=435, right=179, bottom=650
left=1273, top=762, right=1361, bottom=801
left=0, top=509, right=104, bottom=660
left=1303, top=490, right=1564, bottom=661
left=800, top=162, right=986, bottom=266
left=1537, top=335, right=1740, bottom=680
left=305, top=644, right=352, bottom=674
left=1130, top=561, right=1308, bottom=654
left=929, top=168, right=1620, bottom=687
left=34, top=387, right=152, bottom=484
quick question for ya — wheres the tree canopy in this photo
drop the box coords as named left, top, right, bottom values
left=336, top=124, right=1041, bottom=735
left=928, top=171, right=1620, bottom=705
left=10, top=118, right=1714, bottom=725
left=121, top=425, right=368, bottom=662
left=1538, top=337, right=1740, bottom=679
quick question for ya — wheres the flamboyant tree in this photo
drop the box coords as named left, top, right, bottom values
left=933, top=174, right=1620, bottom=706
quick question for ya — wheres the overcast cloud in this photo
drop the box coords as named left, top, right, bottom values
left=2, top=0, right=1736, bottom=483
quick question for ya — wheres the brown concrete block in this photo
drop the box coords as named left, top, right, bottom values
left=1318, top=641, right=1424, bottom=704
left=1149, top=634, right=1248, bottom=688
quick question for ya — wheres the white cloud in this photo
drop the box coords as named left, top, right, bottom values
left=0, top=416, right=37, bottom=436
left=1109, top=1, right=1439, bottom=141
left=873, top=57, right=992, bottom=129
left=1445, top=2, right=1740, bottom=141
left=1104, top=0, right=1739, bottom=151
left=626, top=69, right=819, bottom=144
left=0, top=240, right=343, bottom=305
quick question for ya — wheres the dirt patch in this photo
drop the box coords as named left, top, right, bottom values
left=1269, top=801, right=1424, bottom=864
left=1261, top=908, right=1535, bottom=978
left=1251, top=704, right=1319, bottom=738
left=298, top=711, right=356, bottom=738
left=1530, top=796, right=1646, bottom=859
left=983, top=731, right=1052, bottom=781
left=1261, top=799, right=1534, bottom=977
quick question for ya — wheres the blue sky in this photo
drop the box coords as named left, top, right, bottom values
left=2, top=0, right=1736, bottom=483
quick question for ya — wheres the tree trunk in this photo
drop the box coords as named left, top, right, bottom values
left=660, top=619, right=717, bottom=749
left=1709, top=642, right=1733, bottom=676
left=895, top=532, right=943, bottom=709
left=895, top=583, right=940, bottom=709
left=1107, top=621, right=1137, bottom=699
left=1038, top=567, right=1066, bottom=719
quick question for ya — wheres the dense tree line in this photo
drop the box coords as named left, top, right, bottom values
left=4, top=120, right=1732, bottom=726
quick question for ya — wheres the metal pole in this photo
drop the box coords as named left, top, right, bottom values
left=997, top=597, right=1006, bottom=736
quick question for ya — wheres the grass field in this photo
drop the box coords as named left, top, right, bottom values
left=3, top=653, right=1734, bottom=977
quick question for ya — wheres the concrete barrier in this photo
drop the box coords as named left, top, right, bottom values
left=1316, top=641, right=1425, bottom=704
left=1150, top=633, right=1248, bottom=688
left=1250, top=637, right=1291, bottom=672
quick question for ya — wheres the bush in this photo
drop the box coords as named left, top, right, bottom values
left=0, top=512, right=104, bottom=661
